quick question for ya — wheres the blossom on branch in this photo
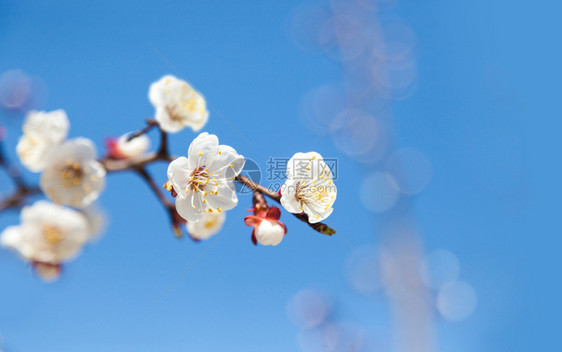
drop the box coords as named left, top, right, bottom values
left=40, top=138, right=106, bottom=208
left=280, top=152, right=337, bottom=223
left=0, top=201, right=92, bottom=280
left=16, top=109, right=69, bottom=172
left=167, top=132, right=245, bottom=222
left=186, top=211, right=226, bottom=240
left=106, top=132, right=150, bottom=159
left=149, top=75, right=209, bottom=133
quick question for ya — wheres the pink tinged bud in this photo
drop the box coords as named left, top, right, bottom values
left=105, top=138, right=125, bottom=159
left=32, top=261, right=61, bottom=282
left=244, top=206, right=287, bottom=246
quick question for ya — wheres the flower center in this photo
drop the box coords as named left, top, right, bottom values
left=166, top=106, right=183, bottom=122
left=42, top=225, right=64, bottom=245
left=188, top=167, right=210, bottom=193
left=60, top=161, right=83, bottom=188
left=204, top=218, right=218, bottom=229
left=295, top=181, right=333, bottom=211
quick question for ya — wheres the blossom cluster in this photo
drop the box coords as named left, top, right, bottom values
left=17, top=109, right=106, bottom=208
left=1, top=74, right=338, bottom=282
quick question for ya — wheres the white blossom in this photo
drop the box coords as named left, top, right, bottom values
left=149, top=75, right=209, bottom=133
left=16, top=109, right=69, bottom=172
left=254, top=219, right=285, bottom=246
left=280, top=152, right=337, bottom=223
left=186, top=211, right=226, bottom=240
left=40, top=138, right=106, bottom=208
left=116, top=133, right=150, bottom=159
left=167, top=132, right=245, bottom=222
left=0, top=201, right=90, bottom=264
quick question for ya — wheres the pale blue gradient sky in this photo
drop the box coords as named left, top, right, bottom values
left=0, top=0, right=549, bottom=351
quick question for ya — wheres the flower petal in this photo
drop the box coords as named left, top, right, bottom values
left=23, top=109, right=69, bottom=143
left=280, top=179, right=302, bottom=214
left=255, top=220, right=284, bottom=246
left=304, top=205, right=333, bottom=224
left=167, top=157, right=191, bottom=199
left=0, top=226, right=23, bottom=250
left=207, top=145, right=245, bottom=177
left=205, top=181, right=238, bottom=211
left=266, top=207, right=281, bottom=221
left=244, top=215, right=262, bottom=228
left=175, top=193, right=203, bottom=222
left=286, top=151, right=332, bottom=181
left=187, top=132, right=218, bottom=168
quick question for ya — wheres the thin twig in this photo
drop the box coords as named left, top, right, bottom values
left=100, top=152, right=173, bottom=173
left=0, top=139, right=40, bottom=211
left=134, top=166, right=183, bottom=238
left=127, top=119, right=158, bottom=141
left=0, top=186, right=40, bottom=212
left=157, top=128, right=169, bottom=157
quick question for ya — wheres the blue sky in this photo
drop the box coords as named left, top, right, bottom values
left=0, top=0, right=550, bottom=351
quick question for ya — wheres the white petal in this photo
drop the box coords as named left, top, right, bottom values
left=286, top=151, right=332, bottom=181
left=23, top=109, right=69, bottom=143
left=45, top=138, right=97, bottom=166
left=79, top=160, right=106, bottom=206
left=280, top=179, right=302, bottom=214
left=16, top=135, right=56, bottom=172
left=207, top=145, right=245, bottom=178
left=255, top=220, right=284, bottom=246
left=187, top=132, right=219, bottom=166
left=175, top=193, right=203, bottom=222
left=16, top=110, right=71, bottom=173
left=167, top=157, right=191, bottom=198
left=305, top=206, right=333, bottom=224
left=0, top=226, right=23, bottom=249
left=204, top=181, right=238, bottom=212
left=148, top=75, right=179, bottom=106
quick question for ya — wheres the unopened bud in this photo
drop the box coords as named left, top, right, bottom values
left=163, top=180, right=177, bottom=197
left=33, top=261, right=61, bottom=282
left=172, top=223, right=182, bottom=238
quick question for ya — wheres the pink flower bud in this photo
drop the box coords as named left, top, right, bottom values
left=244, top=206, right=287, bottom=246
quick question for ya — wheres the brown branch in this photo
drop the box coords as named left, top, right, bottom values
left=100, top=152, right=173, bottom=173
left=0, top=186, right=41, bottom=212
left=0, top=139, right=41, bottom=212
left=126, top=119, right=158, bottom=141
left=134, top=166, right=183, bottom=238
left=235, top=174, right=336, bottom=235
left=157, top=128, right=169, bottom=157
left=1, top=119, right=336, bottom=237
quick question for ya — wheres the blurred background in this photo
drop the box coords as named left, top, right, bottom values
left=0, top=0, right=549, bottom=351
